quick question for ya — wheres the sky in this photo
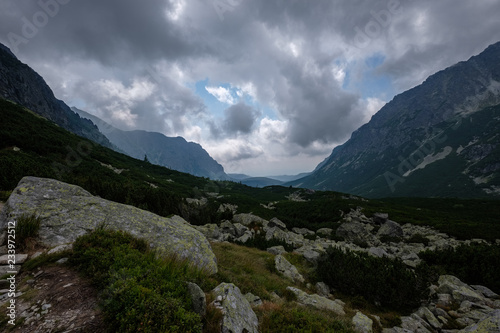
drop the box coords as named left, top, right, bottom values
left=1, top=0, right=500, bottom=176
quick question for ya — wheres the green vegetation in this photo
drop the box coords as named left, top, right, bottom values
left=317, top=247, right=434, bottom=311
left=15, top=213, right=42, bottom=251
left=70, top=227, right=207, bottom=333
left=420, top=243, right=500, bottom=293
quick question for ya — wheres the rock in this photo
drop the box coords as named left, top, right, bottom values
left=336, top=222, right=379, bottom=246
left=316, top=228, right=334, bottom=237
left=187, top=282, right=206, bottom=317
left=437, top=276, right=485, bottom=304
left=352, top=311, right=373, bottom=333
left=417, top=307, right=443, bottom=329
left=459, top=309, right=500, bottom=332
left=194, top=224, right=221, bottom=241
left=244, top=293, right=263, bottom=307
left=235, top=231, right=252, bottom=244
left=48, top=244, right=73, bottom=255
left=267, top=246, right=287, bottom=255
left=268, top=217, right=287, bottom=230
left=373, top=213, right=389, bottom=224
left=0, top=254, right=28, bottom=264
left=286, top=287, right=345, bottom=316
left=295, top=246, right=321, bottom=263
left=266, top=228, right=305, bottom=248
left=400, top=315, right=433, bottom=333
left=212, top=283, right=259, bottom=333
left=377, top=220, right=404, bottom=239
left=232, top=223, right=249, bottom=238
left=220, top=220, right=237, bottom=237
left=0, top=177, right=218, bottom=274
left=232, top=213, right=267, bottom=227
left=274, top=255, right=305, bottom=284
left=0, top=265, right=21, bottom=275
left=315, top=282, right=330, bottom=297
left=471, top=285, right=499, bottom=299
left=368, top=247, right=390, bottom=258
left=292, top=227, right=315, bottom=236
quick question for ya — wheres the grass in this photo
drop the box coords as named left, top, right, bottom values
left=15, top=213, right=42, bottom=251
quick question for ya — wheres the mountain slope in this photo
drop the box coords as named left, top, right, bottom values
left=0, top=43, right=112, bottom=148
left=289, top=42, right=500, bottom=198
left=73, top=108, right=229, bottom=180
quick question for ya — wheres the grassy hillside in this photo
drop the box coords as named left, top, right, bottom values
left=1, top=97, right=499, bottom=241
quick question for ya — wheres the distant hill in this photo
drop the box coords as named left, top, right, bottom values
left=73, top=108, right=229, bottom=180
left=288, top=42, right=500, bottom=198
left=0, top=43, right=112, bottom=148
left=228, top=173, right=311, bottom=187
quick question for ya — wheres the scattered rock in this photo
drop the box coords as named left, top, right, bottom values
left=315, top=282, right=330, bottom=297
left=275, top=255, right=305, bottom=284
left=352, top=311, right=373, bottom=333
left=212, top=283, right=259, bottom=333
left=286, top=287, right=346, bottom=316
left=232, top=213, right=267, bottom=227
left=267, top=246, right=287, bottom=255
left=268, top=217, right=287, bottom=230
left=244, top=292, right=263, bottom=307
left=187, top=282, right=206, bottom=317
left=377, top=220, right=404, bottom=239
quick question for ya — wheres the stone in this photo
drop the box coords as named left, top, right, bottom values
left=267, top=246, right=287, bottom=255
left=336, top=222, right=379, bottom=246
left=232, top=213, right=267, bottom=227
left=368, top=247, right=390, bottom=258
left=400, top=315, right=433, bottom=333
left=232, top=223, right=249, bottom=238
left=0, top=265, right=21, bottom=275
left=373, top=213, right=389, bottom=224
left=194, top=224, right=221, bottom=241
left=268, top=217, right=287, bottom=230
left=295, top=246, right=321, bottom=263
left=315, top=282, right=330, bottom=297
left=316, top=228, right=334, bottom=237
left=0, top=177, right=218, bottom=274
left=244, top=293, right=263, bottom=307
left=417, top=307, right=443, bottom=329
left=286, top=287, right=345, bottom=316
left=352, top=311, right=373, bottom=333
left=459, top=309, right=500, bottom=332
left=274, top=255, right=305, bottom=284
left=187, top=282, right=206, bottom=317
left=377, top=220, right=404, bottom=239
left=437, top=276, right=485, bottom=304
left=235, top=231, right=252, bottom=244
left=471, top=285, right=499, bottom=299
left=220, top=220, right=237, bottom=237
left=212, top=283, right=258, bottom=333
left=0, top=254, right=28, bottom=264
left=292, top=227, right=315, bottom=236
left=48, top=244, right=72, bottom=255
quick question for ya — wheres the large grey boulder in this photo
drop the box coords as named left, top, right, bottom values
left=460, top=309, right=500, bottom=332
left=0, top=177, right=218, bottom=274
left=187, top=282, right=206, bottom=317
left=437, top=275, right=485, bottom=304
left=232, top=213, right=267, bottom=227
left=275, top=255, right=305, bottom=283
left=212, top=283, right=259, bottom=333
left=377, top=220, right=404, bottom=239
left=352, top=311, right=373, bottom=333
left=286, top=287, right=346, bottom=316
left=336, top=222, right=379, bottom=246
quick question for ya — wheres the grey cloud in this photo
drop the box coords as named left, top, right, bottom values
left=223, top=102, right=260, bottom=135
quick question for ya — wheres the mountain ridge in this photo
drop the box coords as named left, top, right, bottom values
left=288, top=41, right=500, bottom=198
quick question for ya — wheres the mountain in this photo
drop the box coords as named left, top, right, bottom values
left=73, top=108, right=229, bottom=180
left=288, top=42, right=500, bottom=198
left=0, top=43, right=112, bottom=148
left=228, top=173, right=311, bottom=187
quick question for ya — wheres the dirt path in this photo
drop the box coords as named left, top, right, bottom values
left=8, top=265, right=106, bottom=332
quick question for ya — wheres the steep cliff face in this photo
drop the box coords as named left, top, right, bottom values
left=0, top=43, right=112, bottom=148
left=290, top=42, right=500, bottom=198
left=74, top=108, right=229, bottom=180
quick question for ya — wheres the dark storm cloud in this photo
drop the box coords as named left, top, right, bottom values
left=223, top=102, right=260, bottom=135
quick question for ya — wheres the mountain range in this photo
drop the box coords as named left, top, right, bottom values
left=288, top=42, right=500, bottom=198
left=73, top=108, right=229, bottom=180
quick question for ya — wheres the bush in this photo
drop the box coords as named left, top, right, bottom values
left=15, top=213, right=42, bottom=250
left=317, top=247, right=432, bottom=310
left=70, top=228, right=204, bottom=332
left=406, top=234, right=430, bottom=246
left=420, top=243, right=500, bottom=293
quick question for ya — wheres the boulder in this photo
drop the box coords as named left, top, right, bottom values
left=292, top=227, right=315, bottom=236
left=194, top=224, right=221, bottom=241
left=212, top=283, right=259, bottom=333
left=267, top=246, right=287, bottom=255
left=0, top=177, right=218, bottom=274
left=459, top=309, right=500, bottom=332
left=244, top=293, right=263, bottom=307
left=235, top=231, right=252, bottom=244
left=373, top=213, right=389, bottom=224
left=232, top=213, right=267, bottom=227
left=336, top=222, right=379, bottom=246
left=275, top=255, right=305, bottom=284
left=220, top=220, right=237, bottom=237
left=368, top=247, right=390, bottom=258
left=315, top=282, right=330, bottom=297
left=377, top=220, right=404, bottom=239
left=268, top=217, right=287, bottom=230
left=187, top=282, right=206, bottom=317
left=316, top=228, right=334, bottom=237
left=286, top=287, right=345, bottom=316
left=471, top=285, right=499, bottom=299
left=437, top=276, right=485, bottom=304
left=232, top=223, right=249, bottom=238
left=352, top=311, right=373, bottom=333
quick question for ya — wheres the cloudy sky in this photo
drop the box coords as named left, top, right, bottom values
left=1, top=0, right=500, bottom=176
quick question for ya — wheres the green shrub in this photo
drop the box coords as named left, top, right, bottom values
left=70, top=228, right=204, bottom=332
left=420, top=243, right=500, bottom=293
left=317, top=247, right=432, bottom=310
left=15, top=213, right=42, bottom=250
left=406, top=234, right=430, bottom=246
